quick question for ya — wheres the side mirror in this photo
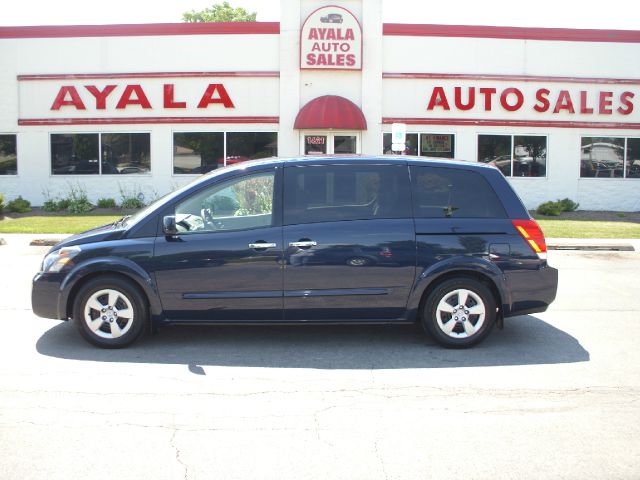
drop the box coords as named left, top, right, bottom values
left=162, top=215, right=178, bottom=236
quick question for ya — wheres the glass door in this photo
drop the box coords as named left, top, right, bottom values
left=302, top=132, right=359, bottom=155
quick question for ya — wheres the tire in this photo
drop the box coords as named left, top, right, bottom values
left=72, top=275, right=148, bottom=348
left=421, top=277, right=496, bottom=348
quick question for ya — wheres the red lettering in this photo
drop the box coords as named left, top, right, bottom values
left=306, top=53, right=316, bottom=65
left=50, top=86, right=86, bottom=110
left=454, top=87, right=475, bottom=111
left=309, top=29, right=319, bottom=40
left=163, top=84, right=187, bottom=109
left=116, top=84, right=152, bottom=109
left=479, top=88, right=496, bottom=111
left=599, top=91, right=613, bottom=114
left=84, top=85, right=116, bottom=110
left=426, top=87, right=450, bottom=111
left=534, top=88, right=550, bottom=112
left=579, top=91, right=594, bottom=114
left=500, top=87, right=524, bottom=111
left=553, top=90, right=575, bottom=114
left=346, top=54, right=355, bottom=66
left=618, top=91, right=634, bottom=115
left=197, top=84, right=235, bottom=109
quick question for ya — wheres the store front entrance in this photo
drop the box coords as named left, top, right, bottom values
left=301, top=132, right=359, bottom=155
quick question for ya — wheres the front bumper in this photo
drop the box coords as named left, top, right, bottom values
left=32, top=272, right=66, bottom=320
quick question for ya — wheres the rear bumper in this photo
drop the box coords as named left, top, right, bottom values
left=32, top=272, right=66, bottom=320
left=503, top=265, right=558, bottom=317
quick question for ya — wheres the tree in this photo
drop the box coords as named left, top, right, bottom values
left=182, top=2, right=257, bottom=22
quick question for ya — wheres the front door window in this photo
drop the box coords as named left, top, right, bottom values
left=304, top=135, right=328, bottom=155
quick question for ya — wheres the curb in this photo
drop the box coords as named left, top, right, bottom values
left=29, top=239, right=63, bottom=247
left=548, top=243, right=634, bottom=252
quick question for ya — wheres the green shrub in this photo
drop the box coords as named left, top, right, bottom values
left=120, top=197, right=145, bottom=209
left=65, top=184, right=93, bottom=215
left=537, top=201, right=562, bottom=216
left=42, top=200, right=60, bottom=212
left=0, top=193, right=4, bottom=214
left=97, top=198, right=117, bottom=209
left=56, top=198, right=71, bottom=210
left=558, top=198, right=579, bottom=212
left=7, top=196, right=32, bottom=214
left=119, top=184, right=146, bottom=210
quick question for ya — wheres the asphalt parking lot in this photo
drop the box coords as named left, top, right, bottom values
left=1, top=237, right=639, bottom=480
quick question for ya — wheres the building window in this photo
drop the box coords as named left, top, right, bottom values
left=51, top=134, right=99, bottom=175
left=580, top=136, right=640, bottom=179
left=478, top=134, right=547, bottom=177
left=0, top=135, right=17, bottom=175
left=101, top=133, right=150, bottom=174
left=51, top=133, right=150, bottom=175
left=174, top=132, right=224, bottom=174
left=383, top=133, right=454, bottom=158
left=226, top=132, right=277, bottom=164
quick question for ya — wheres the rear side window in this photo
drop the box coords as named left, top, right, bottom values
left=284, top=164, right=411, bottom=225
left=410, top=166, right=506, bottom=218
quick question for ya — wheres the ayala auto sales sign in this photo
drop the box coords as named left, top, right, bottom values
left=300, top=5, right=362, bottom=70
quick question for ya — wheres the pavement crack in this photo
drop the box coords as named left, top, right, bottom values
left=170, top=429, right=189, bottom=480
left=374, top=438, right=389, bottom=480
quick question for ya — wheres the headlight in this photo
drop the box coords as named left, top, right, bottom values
left=42, top=246, right=82, bottom=273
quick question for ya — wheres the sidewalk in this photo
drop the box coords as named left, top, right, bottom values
left=0, top=233, right=637, bottom=251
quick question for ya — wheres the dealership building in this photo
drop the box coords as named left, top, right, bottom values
left=1, top=0, right=639, bottom=210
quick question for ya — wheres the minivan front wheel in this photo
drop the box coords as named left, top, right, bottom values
left=422, top=277, right=496, bottom=348
left=73, top=276, right=147, bottom=348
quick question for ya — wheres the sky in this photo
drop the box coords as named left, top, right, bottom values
left=0, top=0, right=639, bottom=30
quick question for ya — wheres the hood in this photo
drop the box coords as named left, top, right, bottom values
left=48, top=222, right=127, bottom=253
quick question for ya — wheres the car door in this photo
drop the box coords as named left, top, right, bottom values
left=282, top=162, right=416, bottom=321
left=153, top=166, right=284, bottom=321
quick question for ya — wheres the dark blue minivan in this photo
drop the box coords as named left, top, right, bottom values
left=32, top=156, right=557, bottom=348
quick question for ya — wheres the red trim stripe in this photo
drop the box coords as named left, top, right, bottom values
left=382, top=117, right=640, bottom=130
left=19, top=116, right=279, bottom=126
left=0, top=22, right=279, bottom=39
left=382, top=23, right=640, bottom=43
left=18, top=71, right=280, bottom=81
left=382, top=72, right=640, bottom=85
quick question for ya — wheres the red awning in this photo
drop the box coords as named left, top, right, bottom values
left=294, top=95, right=367, bottom=130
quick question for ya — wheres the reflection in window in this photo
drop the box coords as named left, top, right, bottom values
left=627, top=138, right=640, bottom=179
left=101, top=133, right=150, bottom=174
left=478, top=135, right=512, bottom=176
left=382, top=133, right=419, bottom=155
left=478, top=135, right=547, bottom=177
left=513, top=136, right=547, bottom=177
left=0, top=135, right=17, bottom=175
left=175, top=172, right=275, bottom=233
left=305, top=135, right=327, bottom=155
left=173, top=132, right=224, bottom=174
left=334, top=135, right=357, bottom=154
left=226, top=132, right=277, bottom=164
left=51, top=134, right=99, bottom=175
left=580, top=137, right=625, bottom=178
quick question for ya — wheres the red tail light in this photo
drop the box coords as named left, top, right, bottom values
left=512, top=219, right=547, bottom=258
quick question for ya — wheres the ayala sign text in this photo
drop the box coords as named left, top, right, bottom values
left=300, top=6, right=362, bottom=70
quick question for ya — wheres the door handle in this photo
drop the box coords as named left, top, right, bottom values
left=289, top=241, right=317, bottom=248
left=248, top=242, right=277, bottom=249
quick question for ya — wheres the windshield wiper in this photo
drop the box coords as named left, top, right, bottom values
left=113, top=215, right=132, bottom=228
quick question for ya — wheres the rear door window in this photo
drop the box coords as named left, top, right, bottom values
left=410, top=166, right=506, bottom=218
left=284, top=164, right=411, bottom=225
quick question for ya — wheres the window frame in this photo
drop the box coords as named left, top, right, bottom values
left=476, top=133, right=548, bottom=178
left=0, top=133, right=18, bottom=176
left=49, top=131, right=151, bottom=176
left=300, top=131, right=361, bottom=156
left=579, top=135, right=640, bottom=180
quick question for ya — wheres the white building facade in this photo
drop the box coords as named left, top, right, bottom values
left=1, top=0, right=639, bottom=210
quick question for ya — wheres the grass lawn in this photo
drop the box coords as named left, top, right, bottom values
left=536, top=219, right=640, bottom=239
left=0, top=214, right=121, bottom=234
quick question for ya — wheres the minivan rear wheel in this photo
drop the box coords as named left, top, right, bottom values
left=72, top=275, right=147, bottom=348
left=422, top=277, right=496, bottom=348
